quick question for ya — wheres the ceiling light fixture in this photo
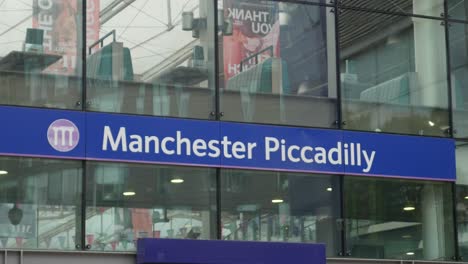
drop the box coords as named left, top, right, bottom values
left=272, top=199, right=284, bottom=204
left=170, top=176, right=184, bottom=184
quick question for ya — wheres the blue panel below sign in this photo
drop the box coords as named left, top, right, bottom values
left=0, top=105, right=457, bottom=181
left=137, top=239, right=326, bottom=264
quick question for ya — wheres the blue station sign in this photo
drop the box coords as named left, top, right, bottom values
left=0, top=106, right=456, bottom=181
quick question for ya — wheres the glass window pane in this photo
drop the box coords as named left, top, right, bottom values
left=340, top=10, right=450, bottom=136
left=0, top=0, right=83, bottom=109
left=0, top=157, right=82, bottom=250
left=85, top=162, right=216, bottom=251
left=220, top=169, right=341, bottom=257
left=341, top=0, right=444, bottom=17
left=448, top=0, right=468, bottom=21
left=456, top=141, right=468, bottom=259
left=86, top=0, right=215, bottom=119
left=345, top=177, right=455, bottom=260
left=449, top=22, right=468, bottom=138
left=219, top=0, right=337, bottom=127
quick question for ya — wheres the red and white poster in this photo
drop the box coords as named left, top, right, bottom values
left=32, top=0, right=100, bottom=75
left=131, top=208, right=153, bottom=240
left=223, top=0, right=280, bottom=83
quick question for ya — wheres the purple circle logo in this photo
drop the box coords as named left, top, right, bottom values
left=47, top=119, right=80, bottom=152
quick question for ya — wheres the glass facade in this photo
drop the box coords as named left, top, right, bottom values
left=86, top=0, right=216, bottom=119
left=449, top=22, right=468, bottom=138
left=345, top=177, right=455, bottom=260
left=85, top=162, right=216, bottom=251
left=0, top=157, right=82, bottom=250
left=220, top=170, right=341, bottom=256
left=448, top=0, right=468, bottom=21
left=340, top=10, right=449, bottom=136
left=0, top=0, right=83, bottom=109
left=219, top=1, right=337, bottom=127
left=0, top=0, right=467, bottom=263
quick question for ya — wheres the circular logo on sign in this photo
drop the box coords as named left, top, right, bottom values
left=47, top=119, right=80, bottom=152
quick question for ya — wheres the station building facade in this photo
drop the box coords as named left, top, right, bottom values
left=0, top=0, right=467, bottom=263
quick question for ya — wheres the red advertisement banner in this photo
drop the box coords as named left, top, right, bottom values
left=32, top=0, right=100, bottom=75
left=223, top=0, right=280, bottom=83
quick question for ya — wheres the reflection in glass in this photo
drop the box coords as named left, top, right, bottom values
left=221, top=170, right=341, bottom=256
left=219, top=0, right=337, bottom=127
left=86, top=0, right=215, bottom=119
left=0, top=157, right=82, bottom=250
left=340, top=10, right=450, bottom=136
left=456, top=142, right=468, bottom=259
left=345, top=177, right=455, bottom=260
left=85, top=162, right=216, bottom=251
left=0, top=0, right=83, bottom=109
left=449, top=23, right=468, bottom=138
left=448, top=0, right=468, bottom=21
left=341, top=0, right=444, bottom=17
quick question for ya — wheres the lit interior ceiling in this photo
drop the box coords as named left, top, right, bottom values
left=341, top=0, right=412, bottom=13
left=339, top=0, right=447, bottom=52
left=339, top=9, right=407, bottom=50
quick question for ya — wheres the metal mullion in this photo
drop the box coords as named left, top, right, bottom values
left=447, top=17, right=468, bottom=25
left=332, top=0, right=347, bottom=257
left=216, top=167, right=222, bottom=240
left=80, top=0, right=88, bottom=252
left=339, top=175, right=346, bottom=257
left=213, top=0, right=222, bottom=241
left=334, top=1, right=343, bottom=131
left=272, top=0, right=335, bottom=8
left=451, top=182, right=461, bottom=261
left=444, top=0, right=455, bottom=140
left=214, top=0, right=220, bottom=121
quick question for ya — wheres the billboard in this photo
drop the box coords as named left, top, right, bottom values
left=32, top=0, right=100, bottom=75
left=223, top=0, right=281, bottom=82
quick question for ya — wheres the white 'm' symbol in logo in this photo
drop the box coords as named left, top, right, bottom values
left=47, top=119, right=80, bottom=152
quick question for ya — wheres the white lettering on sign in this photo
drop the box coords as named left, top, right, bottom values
left=52, top=126, right=75, bottom=147
left=227, top=8, right=273, bottom=35
left=101, top=126, right=377, bottom=173
left=47, top=119, right=80, bottom=152
left=227, top=8, right=269, bottom=23
left=264, top=138, right=376, bottom=173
